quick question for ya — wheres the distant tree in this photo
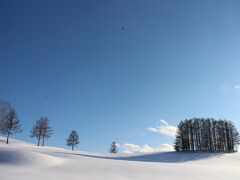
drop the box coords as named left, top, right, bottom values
left=109, top=141, right=118, bottom=154
left=2, top=109, right=22, bottom=144
left=174, top=118, right=240, bottom=152
left=41, top=118, right=53, bottom=146
left=30, top=117, right=53, bottom=146
left=231, top=123, right=240, bottom=151
left=0, top=100, right=12, bottom=133
left=31, top=119, right=42, bottom=146
left=174, top=129, right=182, bottom=152
left=66, top=130, right=80, bottom=151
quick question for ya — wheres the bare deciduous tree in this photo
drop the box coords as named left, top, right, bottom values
left=174, top=118, right=240, bottom=152
left=0, top=100, right=12, bottom=132
left=30, top=117, right=53, bottom=146
left=2, top=109, right=22, bottom=144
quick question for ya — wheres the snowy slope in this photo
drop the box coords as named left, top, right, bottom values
left=0, top=137, right=240, bottom=180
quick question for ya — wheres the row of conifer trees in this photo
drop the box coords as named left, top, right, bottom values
left=174, top=118, right=240, bottom=152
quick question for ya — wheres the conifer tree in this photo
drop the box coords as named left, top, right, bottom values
left=109, top=141, right=118, bottom=154
left=66, top=130, right=80, bottom=151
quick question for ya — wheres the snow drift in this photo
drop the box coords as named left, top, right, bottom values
left=0, top=137, right=240, bottom=180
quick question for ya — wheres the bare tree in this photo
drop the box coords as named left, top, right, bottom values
left=31, top=118, right=43, bottom=146
left=2, top=109, right=22, bottom=144
left=30, top=117, right=53, bottom=146
left=0, top=100, right=12, bottom=132
left=109, top=142, right=118, bottom=154
left=175, top=118, right=240, bottom=152
left=66, top=130, right=80, bottom=151
left=41, top=117, right=53, bottom=146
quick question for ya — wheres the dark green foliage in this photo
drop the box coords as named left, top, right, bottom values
left=109, top=142, right=118, bottom=154
left=66, top=130, right=80, bottom=150
left=174, top=118, right=240, bottom=152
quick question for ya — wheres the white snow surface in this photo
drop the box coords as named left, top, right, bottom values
left=0, top=137, right=240, bottom=180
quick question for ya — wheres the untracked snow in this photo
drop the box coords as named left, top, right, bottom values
left=0, top=137, right=240, bottom=180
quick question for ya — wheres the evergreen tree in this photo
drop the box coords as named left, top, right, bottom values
left=66, top=130, right=80, bottom=151
left=109, top=141, right=118, bottom=154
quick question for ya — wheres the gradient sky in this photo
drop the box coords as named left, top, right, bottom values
left=1, top=0, right=240, bottom=152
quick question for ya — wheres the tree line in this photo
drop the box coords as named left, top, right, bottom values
left=0, top=100, right=118, bottom=152
left=174, top=118, right=240, bottom=152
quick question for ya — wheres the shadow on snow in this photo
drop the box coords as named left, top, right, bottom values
left=55, top=151, right=225, bottom=163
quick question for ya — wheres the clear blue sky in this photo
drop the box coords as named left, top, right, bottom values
left=1, top=0, right=240, bottom=152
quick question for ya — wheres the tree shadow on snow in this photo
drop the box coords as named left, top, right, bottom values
left=55, top=151, right=225, bottom=163
left=117, top=151, right=224, bottom=163
left=0, top=150, right=25, bottom=165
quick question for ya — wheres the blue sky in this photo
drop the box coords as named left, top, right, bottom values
left=1, top=0, right=240, bottom=152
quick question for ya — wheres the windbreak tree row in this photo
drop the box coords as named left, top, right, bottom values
left=174, top=118, right=240, bottom=152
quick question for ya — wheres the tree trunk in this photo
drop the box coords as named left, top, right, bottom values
left=37, top=135, right=41, bottom=146
left=6, top=130, right=10, bottom=144
left=42, top=138, right=45, bottom=146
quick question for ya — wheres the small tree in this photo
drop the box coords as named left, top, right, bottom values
left=2, top=109, right=22, bottom=144
left=66, top=130, right=80, bottom=151
left=41, top=118, right=53, bottom=146
left=109, top=141, right=118, bottom=154
left=174, top=130, right=182, bottom=152
left=0, top=100, right=12, bottom=133
left=30, top=117, right=53, bottom=146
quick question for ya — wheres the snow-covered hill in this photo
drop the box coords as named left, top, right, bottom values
left=0, top=137, right=240, bottom=180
